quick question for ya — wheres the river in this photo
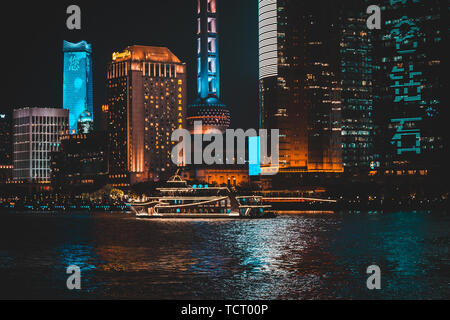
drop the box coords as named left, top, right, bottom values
left=0, top=211, right=448, bottom=299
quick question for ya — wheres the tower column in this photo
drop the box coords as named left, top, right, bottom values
left=188, top=0, right=230, bottom=133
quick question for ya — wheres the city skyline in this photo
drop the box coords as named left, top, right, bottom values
left=1, top=0, right=259, bottom=131
left=1, top=0, right=446, bottom=182
left=0, top=0, right=448, bottom=303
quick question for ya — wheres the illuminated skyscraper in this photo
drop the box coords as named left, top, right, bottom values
left=374, top=0, right=445, bottom=175
left=258, top=0, right=343, bottom=173
left=63, top=40, right=94, bottom=134
left=106, top=46, right=187, bottom=186
left=187, top=0, right=230, bottom=133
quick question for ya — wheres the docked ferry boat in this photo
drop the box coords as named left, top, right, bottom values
left=128, top=172, right=274, bottom=219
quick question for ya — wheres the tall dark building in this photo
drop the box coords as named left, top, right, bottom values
left=187, top=0, right=231, bottom=134
left=339, top=0, right=375, bottom=173
left=51, top=132, right=108, bottom=191
left=374, top=0, right=446, bottom=175
left=258, top=0, right=343, bottom=173
left=106, top=46, right=187, bottom=186
left=0, top=112, right=13, bottom=183
left=0, top=113, right=12, bottom=165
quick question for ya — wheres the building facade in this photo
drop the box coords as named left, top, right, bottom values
left=0, top=112, right=13, bottom=183
left=182, top=167, right=250, bottom=187
left=13, top=108, right=68, bottom=183
left=339, top=0, right=375, bottom=173
left=106, top=46, right=187, bottom=186
left=258, top=0, right=343, bottom=173
left=63, top=40, right=94, bottom=134
left=374, top=0, right=446, bottom=175
left=51, top=131, right=108, bottom=191
left=187, top=0, right=231, bottom=134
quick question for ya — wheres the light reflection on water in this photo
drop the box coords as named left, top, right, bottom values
left=0, top=211, right=448, bottom=299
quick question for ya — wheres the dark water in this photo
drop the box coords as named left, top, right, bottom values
left=0, top=211, right=448, bottom=299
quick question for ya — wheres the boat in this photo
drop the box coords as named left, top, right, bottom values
left=127, top=171, right=274, bottom=219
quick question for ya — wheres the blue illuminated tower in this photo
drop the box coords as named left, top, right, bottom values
left=63, top=40, right=94, bottom=134
left=187, top=0, right=230, bottom=133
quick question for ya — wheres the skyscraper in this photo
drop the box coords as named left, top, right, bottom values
left=13, top=108, right=68, bottom=182
left=63, top=40, right=94, bottom=134
left=106, top=46, right=187, bottom=186
left=0, top=112, right=13, bottom=183
left=187, top=0, right=230, bottom=134
left=374, top=0, right=445, bottom=175
left=339, top=0, right=375, bottom=173
left=258, top=0, right=343, bottom=173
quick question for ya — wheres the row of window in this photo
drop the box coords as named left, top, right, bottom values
left=144, top=63, right=176, bottom=78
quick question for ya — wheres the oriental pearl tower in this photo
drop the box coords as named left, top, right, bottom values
left=187, top=0, right=231, bottom=134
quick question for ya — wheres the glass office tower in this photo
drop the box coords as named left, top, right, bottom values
left=259, top=0, right=343, bottom=173
left=13, top=108, right=69, bottom=182
left=339, top=0, right=375, bottom=173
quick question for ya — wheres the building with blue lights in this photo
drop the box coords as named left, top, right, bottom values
left=187, top=0, right=230, bottom=133
left=63, top=40, right=94, bottom=134
left=374, top=0, right=445, bottom=175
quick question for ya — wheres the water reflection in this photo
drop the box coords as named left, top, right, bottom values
left=0, top=211, right=448, bottom=299
left=55, top=243, right=98, bottom=294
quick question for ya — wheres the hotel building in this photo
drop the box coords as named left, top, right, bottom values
left=13, top=108, right=69, bottom=183
left=106, top=46, right=187, bottom=186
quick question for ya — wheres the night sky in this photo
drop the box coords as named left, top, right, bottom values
left=1, top=0, right=259, bottom=130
